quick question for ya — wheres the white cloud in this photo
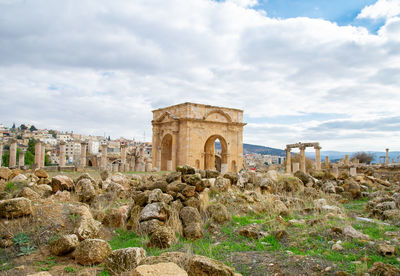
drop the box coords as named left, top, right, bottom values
left=0, top=0, right=400, bottom=151
left=357, top=0, right=400, bottom=20
left=226, top=0, right=258, bottom=8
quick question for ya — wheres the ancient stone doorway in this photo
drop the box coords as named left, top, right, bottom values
left=88, top=160, right=93, bottom=167
left=204, top=135, right=227, bottom=172
left=161, top=134, right=173, bottom=171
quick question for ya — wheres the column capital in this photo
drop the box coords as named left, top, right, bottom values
left=80, top=140, right=88, bottom=146
left=299, top=145, right=306, bottom=150
left=314, top=146, right=322, bottom=150
left=59, top=140, right=66, bottom=145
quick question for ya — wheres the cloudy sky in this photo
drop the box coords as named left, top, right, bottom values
left=1, top=0, right=400, bottom=152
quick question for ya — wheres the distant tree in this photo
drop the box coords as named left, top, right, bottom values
left=107, top=136, right=111, bottom=141
left=352, top=152, right=373, bottom=164
left=48, top=129, right=57, bottom=138
left=30, top=125, right=37, bottom=131
left=27, top=139, right=35, bottom=153
left=16, top=135, right=22, bottom=139
left=20, top=124, right=28, bottom=131
left=45, top=152, right=51, bottom=166
left=11, top=123, right=16, bottom=129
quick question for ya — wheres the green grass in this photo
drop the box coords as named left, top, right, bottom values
left=5, top=182, right=16, bottom=193
left=353, top=221, right=399, bottom=240
left=64, top=266, right=77, bottom=273
left=35, top=256, right=56, bottom=271
left=342, top=198, right=369, bottom=213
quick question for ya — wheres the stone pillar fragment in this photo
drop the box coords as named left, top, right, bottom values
left=156, top=147, right=161, bottom=171
left=299, top=145, right=306, bottom=173
left=34, top=140, right=41, bottom=168
left=145, top=162, right=152, bottom=172
left=314, top=146, right=321, bottom=170
left=350, top=167, right=357, bottom=176
left=386, top=148, right=390, bottom=165
left=331, top=166, right=339, bottom=177
left=101, top=143, right=108, bottom=170
left=18, top=150, right=25, bottom=168
left=325, top=156, right=330, bottom=169
left=9, top=139, right=17, bottom=168
left=292, top=162, right=300, bottom=173
left=120, top=143, right=127, bottom=171
left=171, top=131, right=178, bottom=171
left=286, top=148, right=291, bottom=173
left=59, top=141, right=66, bottom=167
left=40, top=142, right=45, bottom=168
left=80, top=141, right=88, bottom=168
left=344, top=155, right=350, bottom=166
left=167, top=160, right=172, bottom=171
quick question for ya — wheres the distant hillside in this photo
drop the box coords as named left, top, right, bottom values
left=215, top=142, right=285, bottom=156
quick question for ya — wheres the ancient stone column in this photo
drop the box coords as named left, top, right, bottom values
left=100, top=143, right=108, bottom=170
left=80, top=141, right=88, bottom=168
left=145, top=162, right=152, bottom=172
left=130, top=156, right=136, bottom=172
left=386, top=148, right=390, bottom=165
left=0, top=141, right=3, bottom=167
left=112, top=163, right=118, bottom=172
left=120, top=143, right=128, bottom=172
left=325, top=156, right=330, bottom=169
left=59, top=141, right=66, bottom=167
left=40, top=142, right=45, bottom=167
left=167, top=160, right=172, bottom=171
left=350, top=167, right=357, bottom=176
left=344, top=155, right=350, bottom=166
left=9, top=139, right=17, bottom=168
left=18, top=150, right=25, bottom=168
left=314, top=146, right=321, bottom=170
left=34, top=140, right=41, bottom=168
left=286, top=147, right=291, bottom=173
left=221, top=163, right=228, bottom=175
left=292, top=162, right=300, bottom=173
left=299, top=145, right=306, bottom=173
left=171, top=131, right=178, bottom=171
left=156, top=146, right=161, bottom=171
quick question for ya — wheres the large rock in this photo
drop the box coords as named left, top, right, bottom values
left=176, top=165, right=196, bottom=175
left=17, top=187, right=40, bottom=200
left=34, top=184, right=53, bottom=197
left=148, top=226, right=176, bottom=248
left=71, top=205, right=101, bottom=240
left=205, top=170, right=220, bottom=179
left=103, top=206, right=128, bottom=228
left=183, top=222, right=203, bottom=240
left=34, top=168, right=49, bottom=179
left=294, top=171, right=313, bottom=185
left=110, top=173, right=130, bottom=190
left=105, top=182, right=125, bottom=198
left=214, top=177, right=231, bottom=192
left=0, top=167, right=11, bottom=180
left=368, top=262, right=400, bottom=276
left=276, top=176, right=304, bottom=193
left=188, top=255, right=235, bottom=276
left=50, top=234, right=79, bottom=256
left=75, top=239, right=112, bottom=265
left=182, top=173, right=202, bottom=186
left=206, top=203, right=230, bottom=223
left=343, top=180, right=361, bottom=199
left=138, top=219, right=164, bottom=235
left=166, top=172, right=182, bottom=183
left=343, top=226, right=370, bottom=240
left=75, top=179, right=96, bottom=203
left=182, top=185, right=196, bottom=197
left=132, top=262, right=188, bottom=276
left=139, top=252, right=190, bottom=271
left=180, top=207, right=202, bottom=226
left=104, top=247, right=146, bottom=275
left=51, top=175, right=74, bottom=192
left=148, top=189, right=164, bottom=203
left=11, top=174, right=28, bottom=183
left=140, top=202, right=168, bottom=222
left=0, top=197, right=32, bottom=218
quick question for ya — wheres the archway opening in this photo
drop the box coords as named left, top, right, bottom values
left=161, top=134, right=172, bottom=171
left=204, top=135, right=228, bottom=173
left=88, top=160, right=93, bottom=167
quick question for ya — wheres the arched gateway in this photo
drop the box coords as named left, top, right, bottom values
left=152, top=102, right=246, bottom=173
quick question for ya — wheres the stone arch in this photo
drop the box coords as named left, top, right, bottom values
left=88, top=160, right=93, bottom=167
left=204, top=134, right=228, bottom=172
left=203, top=109, right=232, bottom=123
left=161, top=134, right=173, bottom=171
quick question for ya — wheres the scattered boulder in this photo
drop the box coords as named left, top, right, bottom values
left=17, top=187, right=40, bottom=200
left=176, top=165, right=195, bottom=175
left=75, top=179, right=96, bottom=203
left=183, top=222, right=203, bottom=240
left=206, top=203, right=230, bottom=223
left=51, top=175, right=74, bottom=192
left=188, top=255, right=235, bottom=276
left=139, top=252, right=190, bottom=271
left=34, top=168, right=49, bottom=179
left=0, top=167, right=11, bottom=180
left=104, top=247, right=146, bottom=275
left=132, top=262, right=188, bottom=276
left=50, top=234, right=79, bottom=256
left=75, top=239, right=112, bottom=265
left=378, top=244, right=395, bottom=257
left=180, top=207, right=202, bottom=226
left=206, top=170, right=220, bottom=179
left=11, top=174, right=27, bottom=183
left=343, top=226, right=370, bottom=240
left=148, top=226, right=176, bottom=248
left=277, top=176, right=304, bottom=193
left=71, top=205, right=101, bottom=240
left=140, top=202, right=168, bottom=222
left=368, top=262, right=400, bottom=276
left=238, top=224, right=267, bottom=239
left=0, top=197, right=32, bottom=218
left=214, top=177, right=231, bottom=192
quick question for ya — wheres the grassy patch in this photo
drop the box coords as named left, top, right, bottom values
left=5, top=182, right=16, bottom=193
left=35, top=256, right=57, bottom=271
left=343, top=198, right=369, bottom=214
left=353, top=221, right=399, bottom=240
